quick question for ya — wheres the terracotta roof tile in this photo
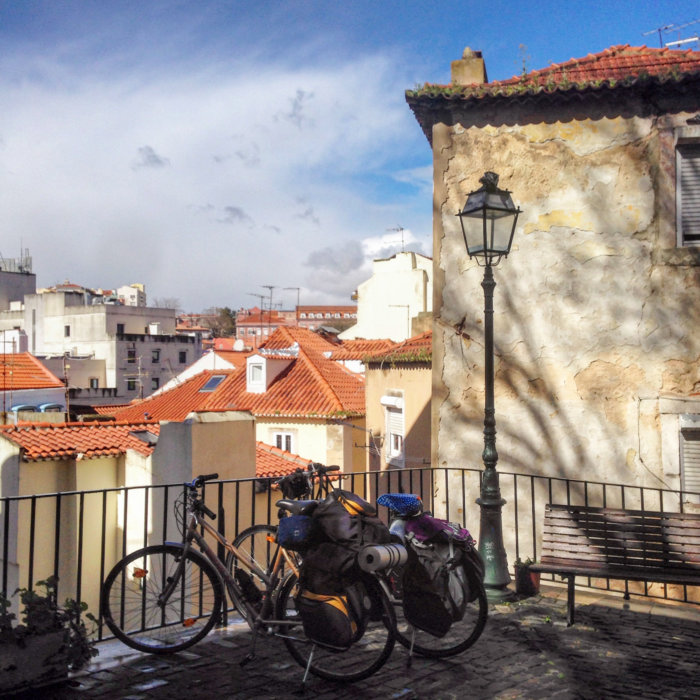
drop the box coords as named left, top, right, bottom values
left=99, top=327, right=365, bottom=422
left=0, top=353, right=65, bottom=391
left=408, top=44, right=700, bottom=101
left=0, top=421, right=160, bottom=460
left=255, top=441, right=310, bottom=478
left=495, top=44, right=700, bottom=88
left=365, top=331, right=432, bottom=363
left=327, top=338, right=397, bottom=360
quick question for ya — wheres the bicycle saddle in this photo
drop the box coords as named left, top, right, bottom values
left=276, top=498, right=320, bottom=516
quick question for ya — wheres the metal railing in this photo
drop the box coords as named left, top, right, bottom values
left=1, top=466, right=697, bottom=641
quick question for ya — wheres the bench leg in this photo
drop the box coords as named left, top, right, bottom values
left=567, top=575, right=575, bottom=626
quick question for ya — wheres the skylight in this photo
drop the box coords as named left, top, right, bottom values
left=200, top=374, right=226, bottom=392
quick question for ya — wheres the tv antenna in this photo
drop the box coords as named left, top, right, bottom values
left=387, top=226, right=406, bottom=252
left=643, top=19, right=700, bottom=48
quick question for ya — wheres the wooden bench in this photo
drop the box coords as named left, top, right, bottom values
left=530, top=503, right=700, bottom=625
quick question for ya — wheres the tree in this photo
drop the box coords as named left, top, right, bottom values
left=200, top=307, right=237, bottom=337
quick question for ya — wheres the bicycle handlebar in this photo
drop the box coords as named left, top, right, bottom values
left=189, top=473, right=219, bottom=488
left=309, top=462, right=340, bottom=475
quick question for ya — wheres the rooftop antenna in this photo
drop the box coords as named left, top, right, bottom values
left=261, top=285, right=276, bottom=332
left=643, top=19, right=700, bottom=48
left=387, top=226, right=406, bottom=252
left=247, top=292, right=266, bottom=345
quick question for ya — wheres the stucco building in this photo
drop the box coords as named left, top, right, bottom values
left=407, top=45, right=700, bottom=503
left=340, top=251, right=432, bottom=342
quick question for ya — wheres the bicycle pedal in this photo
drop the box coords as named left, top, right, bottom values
left=239, top=653, right=255, bottom=667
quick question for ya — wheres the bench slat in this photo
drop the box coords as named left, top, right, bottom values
left=534, top=504, right=700, bottom=626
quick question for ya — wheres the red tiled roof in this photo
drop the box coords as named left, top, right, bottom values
left=496, top=44, right=700, bottom=88
left=365, top=331, right=432, bottom=363
left=0, top=353, right=65, bottom=390
left=255, top=441, right=310, bottom=478
left=328, top=339, right=397, bottom=361
left=97, top=327, right=365, bottom=422
left=0, top=421, right=160, bottom=460
left=211, top=349, right=254, bottom=368
left=409, top=44, right=700, bottom=99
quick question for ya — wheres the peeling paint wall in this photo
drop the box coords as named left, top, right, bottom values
left=432, top=112, right=700, bottom=500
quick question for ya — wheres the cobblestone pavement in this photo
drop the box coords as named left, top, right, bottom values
left=14, top=585, right=700, bottom=699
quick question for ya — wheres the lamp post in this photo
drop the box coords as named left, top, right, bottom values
left=457, top=171, right=521, bottom=601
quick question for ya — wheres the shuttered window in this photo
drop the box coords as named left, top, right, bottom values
left=680, top=428, right=700, bottom=501
left=677, top=143, right=700, bottom=245
left=386, top=406, right=405, bottom=467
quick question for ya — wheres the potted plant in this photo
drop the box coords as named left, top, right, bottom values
left=0, top=576, right=98, bottom=694
left=514, top=557, right=540, bottom=597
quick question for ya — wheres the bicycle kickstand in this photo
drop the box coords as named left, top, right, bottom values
left=298, top=644, right=317, bottom=691
left=240, top=624, right=261, bottom=667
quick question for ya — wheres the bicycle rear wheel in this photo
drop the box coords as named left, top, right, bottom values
left=276, top=572, right=395, bottom=682
left=102, top=544, right=223, bottom=653
left=390, top=563, right=488, bottom=657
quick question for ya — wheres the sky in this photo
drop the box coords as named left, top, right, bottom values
left=1, top=1, right=698, bottom=313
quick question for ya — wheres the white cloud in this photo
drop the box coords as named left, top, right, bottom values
left=0, top=29, right=431, bottom=311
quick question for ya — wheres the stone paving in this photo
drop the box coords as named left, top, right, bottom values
left=13, top=584, right=700, bottom=699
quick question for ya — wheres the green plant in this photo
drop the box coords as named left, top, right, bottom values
left=514, top=556, right=534, bottom=567
left=0, top=576, right=98, bottom=671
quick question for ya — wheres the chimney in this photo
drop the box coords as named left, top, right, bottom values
left=451, top=47, right=487, bottom=86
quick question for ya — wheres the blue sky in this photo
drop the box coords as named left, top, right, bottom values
left=1, top=1, right=698, bottom=312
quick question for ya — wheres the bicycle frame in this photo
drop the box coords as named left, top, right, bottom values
left=164, top=500, right=299, bottom=629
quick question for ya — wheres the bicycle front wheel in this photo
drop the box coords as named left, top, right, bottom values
left=276, top=572, right=395, bottom=683
left=391, top=564, right=488, bottom=657
left=102, top=544, right=223, bottom=653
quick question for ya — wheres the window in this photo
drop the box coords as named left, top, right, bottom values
left=127, top=348, right=136, bottom=364
left=151, top=377, right=160, bottom=391
left=200, top=374, right=225, bottom=392
left=677, top=142, right=700, bottom=246
left=249, top=364, right=263, bottom=382
left=89, top=377, right=99, bottom=389
left=127, top=379, right=137, bottom=391
left=152, top=349, right=161, bottom=363
left=179, top=351, right=187, bottom=364
left=681, top=427, right=700, bottom=502
left=274, top=432, right=294, bottom=453
left=117, top=323, right=125, bottom=335
left=64, top=325, right=70, bottom=338
left=381, top=394, right=405, bottom=467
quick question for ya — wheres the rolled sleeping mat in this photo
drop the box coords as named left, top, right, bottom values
left=357, top=543, right=408, bottom=572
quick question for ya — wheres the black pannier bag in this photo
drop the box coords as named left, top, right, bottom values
left=299, top=490, right=391, bottom=595
left=311, top=490, right=391, bottom=552
left=296, top=490, right=391, bottom=645
left=404, top=512, right=485, bottom=602
left=401, top=536, right=469, bottom=638
left=296, top=581, right=369, bottom=651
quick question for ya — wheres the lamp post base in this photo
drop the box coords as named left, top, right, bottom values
left=477, top=495, right=515, bottom=602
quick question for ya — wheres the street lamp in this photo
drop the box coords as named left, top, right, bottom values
left=457, top=171, right=520, bottom=601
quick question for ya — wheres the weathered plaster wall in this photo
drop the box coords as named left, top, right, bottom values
left=433, top=113, right=700, bottom=503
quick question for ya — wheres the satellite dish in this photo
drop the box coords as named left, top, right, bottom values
left=233, top=339, right=245, bottom=351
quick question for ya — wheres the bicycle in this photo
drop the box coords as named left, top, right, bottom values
left=101, top=473, right=396, bottom=684
left=377, top=492, right=488, bottom=658
left=235, top=464, right=486, bottom=659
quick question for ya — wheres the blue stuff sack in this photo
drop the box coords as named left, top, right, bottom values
left=276, top=514, right=314, bottom=551
left=377, top=493, right=423, bottom=517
